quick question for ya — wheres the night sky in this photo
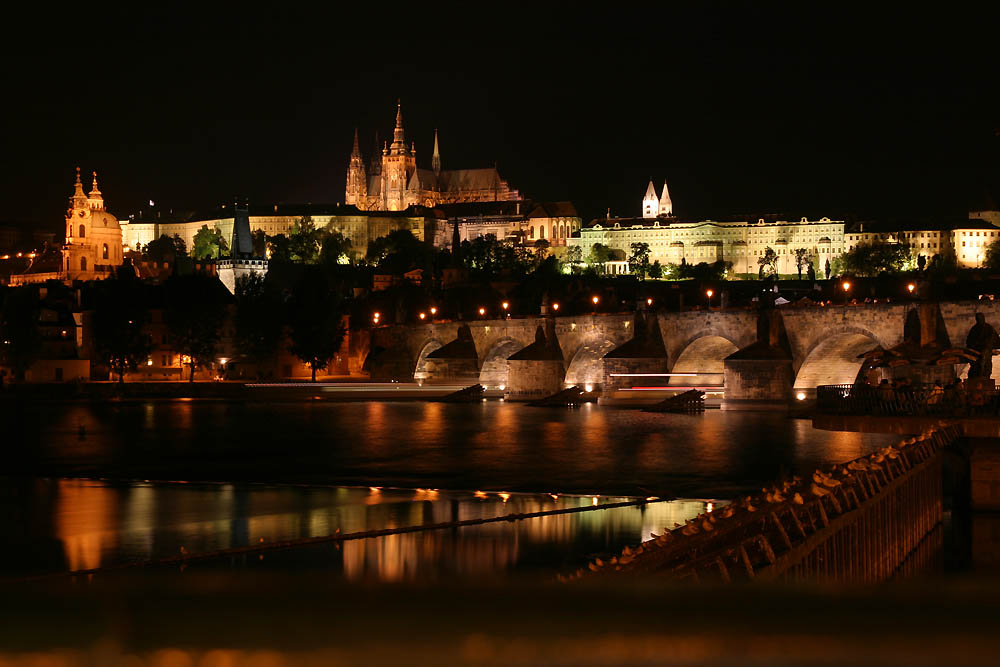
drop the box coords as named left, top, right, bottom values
left=3, top=6, right=998, bottom=234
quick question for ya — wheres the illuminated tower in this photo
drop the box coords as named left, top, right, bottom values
left=381, top=100, right=416, bottom=211
left=432, top=128, right=441, bottom=176
left=87, top=171, right=104, bottom=211
left=658, top=180, right=672, bottom=216
left=345, top=128, right=367, bottom=207
left=62, top=167, right=123, bottom=280
left=642, top=179, right=658, bottom=218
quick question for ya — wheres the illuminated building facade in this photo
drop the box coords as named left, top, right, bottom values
left=345, top=102, right=521, bottom=212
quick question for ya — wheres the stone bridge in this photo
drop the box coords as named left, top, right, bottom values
left=361, top=300, right=1000, bottom=401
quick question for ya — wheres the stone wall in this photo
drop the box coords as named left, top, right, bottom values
left=506, top=359, right=565, bottom=400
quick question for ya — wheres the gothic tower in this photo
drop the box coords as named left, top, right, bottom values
left=658, top=180, right=672, bottom=216
left=642, top=179, right=659, bottom=218
left=432, top=128, right=441, bottom=176
left=381, top=101, right=416, bottom=211
left=345, top=128, right=367, bottom=207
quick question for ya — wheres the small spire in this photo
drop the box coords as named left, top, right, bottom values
left=432, top=129, right=441, bottom=175
left=351, top=128, right=361, bottom=157
left=89, top=171, right=102, bottom=197
left=71, top=166, right=86, bottom=199
left=391, top=99, right=406, bottom=153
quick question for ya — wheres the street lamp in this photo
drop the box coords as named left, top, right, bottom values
left=841, top=281, right=851, bottom=309
left=501, top=301, right=510, bottom=318
left=430, top=307, right=437, bottom=316
left=478, top=307, right=486, bottom=317
left=907, top=282, right=916, bottom=295
left=706, top=289, right=714, bottom=309
left=552, top=302, right=560, bottom=312
left=373, top=311, right=381, bottom=325
left=646, top=297, right=653, bottom=307
left=419, top=312, right=426, bottom=321
left=592, top=295, right=599, bottom=313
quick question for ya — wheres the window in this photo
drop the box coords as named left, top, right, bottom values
left=102, top=243, right=109, bottom=260
left=79, top=224, right=85, bottom=238
left=81, top=256, right=87, bottom=270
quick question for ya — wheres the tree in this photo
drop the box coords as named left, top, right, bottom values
left=192, top=225, right=228, bottom=259
left=319, top=230, right=352, bottom=266
left=757, top=246, right=778, bottom=277
left=793, top=248, right=812, bottom=279
left=251, top=229, right=267, bottom=257
left=287, top=268, right=347, bottom=382
left=144, top=234, right=185, bottom=264
left=586, top=243, right=612, bottom=272
left=824, top=258, right=831, bottom=280
left=806, top=262, right=816, bottom=281
left=367, top=229, right=429, bottom=274
left=565, top=246, right=583, bottom=264
left=629, top=242, right=651, bottom=279
left=840, top=241, right=910, bottom=277
left=288, top=216, right=323, bottom=263
left=0, top=287, right=41, bottom=382
left=93, top=266, right=151, bottom=382
left=916, top=254, right=927, bottom=273
left=648, top=259, right=663, bottom=279
left=165, top=274, right=226, bottom=381
left=984, top=239, right=1000, bottom=271
left=267, top=234, right=292, bottom=263
left=233, top=272, right=283, bottom=378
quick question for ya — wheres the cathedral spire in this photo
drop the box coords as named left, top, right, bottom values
left=390, top=99, right=407, bottom=154
left=89, top=171, right=102, bottom=198
left=69, top=166, right=88, bottom=211
left=432, top=128, right=441, bottom=176
left=351, top=127, right=361, bottom=158
left=73, top=167, right=85, bottom=197
left=642, top=179, right=658, bottom=219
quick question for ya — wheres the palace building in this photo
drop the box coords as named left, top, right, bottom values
left=345, top=102, right=521, bottom=211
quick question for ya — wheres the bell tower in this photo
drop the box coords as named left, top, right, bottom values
left=345, top=128, right=367, bottom=208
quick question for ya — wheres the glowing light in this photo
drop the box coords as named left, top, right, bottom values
left=419, top=312, right=426, bottom=320
left=796, top=391, right=807, bottom=401
left=501, top=301, right=509, bottom=310
left=550, top=494, right=559, bottom=501
left=373, top=311, right=381, bottom=324
left=499, top=492, right=510, bottom=503
left=474, top=491, right=488, bottom=499
left=430, top=307, right=437, bottom=315
left=218, top=358, right=228, bottom=366
left=146, top=359, right=153, bottom=366
left=592, top=296, right=599, bottom=305
left=584, top=383, right=594, bottom=393
left=706, top=289, right=714, bottom=298
left=478, top=307, right=486, bottom=316
left=369, top=486, right=381, bottom=492
left=842, top=281, right=851, bottom=291
left=646, top=297, right=653, bottom=306
left=592, top=496, right=599, bottom=506
left=707, top=502, right=715, bottom=513
left=552, top=302, right=560, bottom=311
left=498, top=384, right=505, bottom=391
left=907, top=283, right=916, bottom=293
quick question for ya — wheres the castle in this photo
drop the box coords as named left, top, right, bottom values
left=345, top=102, right=521, bottom=211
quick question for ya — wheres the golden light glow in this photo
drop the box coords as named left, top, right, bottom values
left=592, top=296, right=599, bottom=305
left=706, top=502, right=715, bottom=513
left=552, top=302, right=560, bottom=311
left=499, top=492, right=510, bottom=503
left=478, top=307, right=486, bottom=316
left=796, top=391, right=807, bottom=401
left=842, top=281, right=851, bottom=291
left=646, top=297, right=653, bottom=305
left=430, top=307, right=437, bottom=315
left=706, top=289, right=714, bottom=298
left=501, top=301, right=509, bottom=310
left=907, top=283, right=916, bottom=293
left=419, top=312, right=426, bottom=320
left=584, top=384, right=594, bottom=393
left=474, top=490, right=488, bottom=499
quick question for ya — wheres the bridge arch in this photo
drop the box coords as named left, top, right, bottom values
left=564, top=338, right=617, bottom=390
left=670, top=333, right=739, bottom=385
left=413, top=339, right=444, bottom=381
left=478, top=337, right=524, bottom=389
left=793, top=327, right=883, bottom=393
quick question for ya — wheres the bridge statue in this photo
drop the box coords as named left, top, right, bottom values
left=966, top=313, right=1000, bottom=378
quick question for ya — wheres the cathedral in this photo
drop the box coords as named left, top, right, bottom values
left=345, top=102, right=521, bottom=211
left=642, top=179, right=673, bottom=218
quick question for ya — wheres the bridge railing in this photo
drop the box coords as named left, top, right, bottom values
left=816, top=383, right=1000, bottom=417
left=569, top=425, right=962, bottom=584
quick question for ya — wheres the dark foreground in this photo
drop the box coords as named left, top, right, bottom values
left=3, top=574, right=1000, bottom=666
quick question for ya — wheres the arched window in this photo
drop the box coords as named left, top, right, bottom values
left=102, top=244, right=109, bottom=260
left=79, top=224, right=85, bottom=238
left=81, top=256, right=87, bottom=271
left=529, top=226, right=534, bottom=239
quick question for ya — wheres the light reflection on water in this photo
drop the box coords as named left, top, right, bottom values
left=4, top=479, right=711, bottom=579
left=7, top=401, right=900, bottom=498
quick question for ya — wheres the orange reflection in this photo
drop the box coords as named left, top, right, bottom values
left=55, top=479, right=118, bottom=571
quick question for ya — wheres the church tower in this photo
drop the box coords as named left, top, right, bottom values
left=345, top=128, right=367, bottom=207
left=642, top=179, right=659, bottom=218
left=432, top=128, right=441, bottom=176
left=381, top=101, right=417, bottom=211
left=658, top=180, right=672, bottom=216
left=62, top=167, right=123, bottom=280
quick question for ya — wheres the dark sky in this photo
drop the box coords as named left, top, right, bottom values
left=3, top=6, right=998, bottom=234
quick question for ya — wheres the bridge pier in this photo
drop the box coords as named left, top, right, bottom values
left=505, top=322, right=566, bottom=401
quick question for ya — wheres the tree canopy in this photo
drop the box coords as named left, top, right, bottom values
left=192, top=225, right=229, bottom=260
left=840, top=241, right=911, bottom=277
